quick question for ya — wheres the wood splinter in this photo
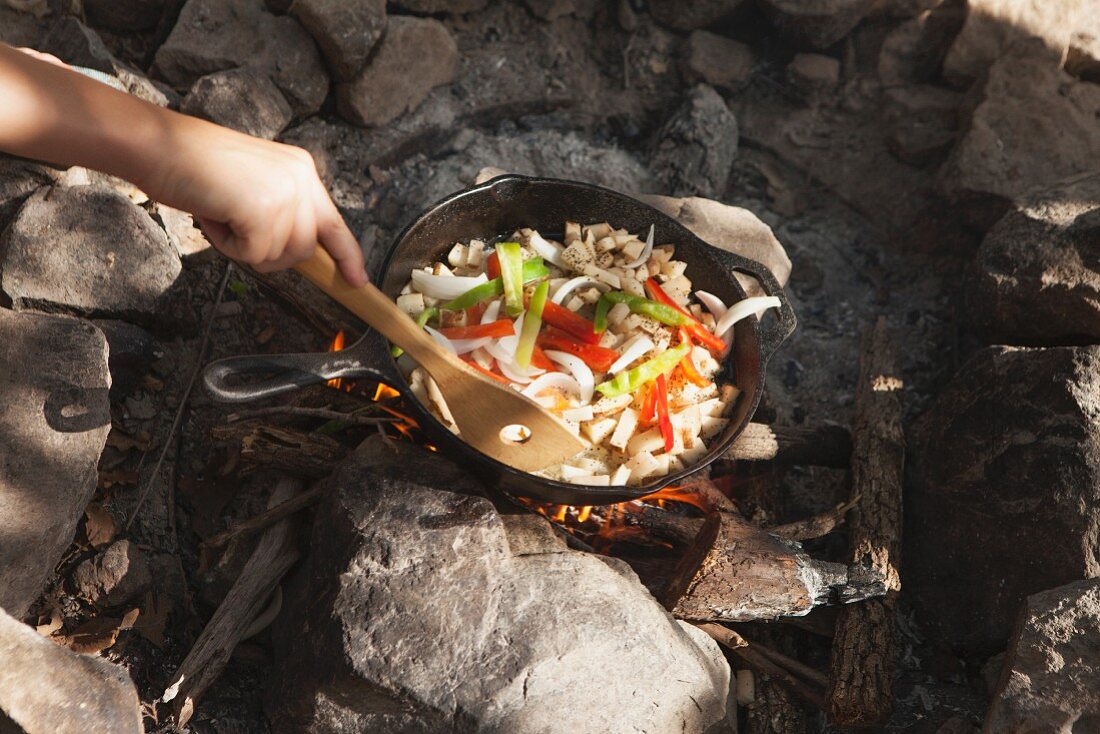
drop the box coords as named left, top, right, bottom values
left=827, top=316, right=905, bottom=727
left=162, top=477, right=304, bottom=728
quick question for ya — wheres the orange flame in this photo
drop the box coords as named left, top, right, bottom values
left=327, top=331, right=346, bottom=389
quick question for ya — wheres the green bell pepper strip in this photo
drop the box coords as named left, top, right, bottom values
left=594, top=343, right=690, bottom=398
left=600, top=291, right=687, bottom=327
left=390, top=307, right=438, bottom=358
left=440, top=259, right=548, bottom=311
left=497, top=242, right=525, bottom=317
left=593, top=295, right=612, bottom=334
left=514, top=280, right=549, bottom=370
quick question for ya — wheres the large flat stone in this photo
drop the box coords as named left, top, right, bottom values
left=267, top=438, right=730, bottom=733
left=0, top=185, right=182, bottom=320
left=0, top=607, right=141, bottom=733
left=290, top=0, right=385, bottom=81
left=968, top=172, right=1100, bottom=344
left=154, top=0, right=329, bottom=116
left=0, top=308, right=110, bottom=617
left=180, top=68, right=293, bottom=140
left=984, top=578, right=1100, bottom=733
left=908, top=345, right=1100, bottom=652
left=939, top=46, right=1100, bottom=229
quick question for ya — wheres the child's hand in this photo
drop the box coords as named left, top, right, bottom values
left=145, top=124, right=368, bottom=286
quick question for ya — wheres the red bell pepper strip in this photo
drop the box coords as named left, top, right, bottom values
left=655, top=373, right=674, bottom=452
left=486, top=250, right=501, bottom=280
left=531, top=346, right=556, bottom=372
left=464, top=359, right=511, bottom=384
left=540, top=300, right=600, bottom=344
left=537, top=329, right=620, bottom=372
left=438, top=319, right=515, bottom=340
left=677, top=328, right=710, bottom=387
left=640, top=381, right=657, bottom=424
left=645, top=277, right=727, bottom=354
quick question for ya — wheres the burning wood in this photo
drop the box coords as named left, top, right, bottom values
left=660, top=502, right=885, bottom=622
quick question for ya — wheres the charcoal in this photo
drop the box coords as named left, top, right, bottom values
left=651, top=84, right=738, bottom=199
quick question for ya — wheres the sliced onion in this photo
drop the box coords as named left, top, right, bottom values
left=498, top=359, right=544, bottom=384
left=543, top=349, right=595, bottom=403
left=423, top=325, right=457, bottom=353
left=449, top=337, right=491, bottom=355
left=623, top=224, right=654, bottom=269
left=480, top=299, right=502, bottom=324
left=607, top=335, right=654, bottom=375
left=694, top=290, right=728, bottom=321
left=522, top=372, right=582, bottom=401
left=714, top=296, right=783, bottom=338
left=551, top=276, right=611, bottom=305
left=410, top=270, right=488, bottom=300
left=471, top=346, right=494, bottom=370
left=528, top=230, right=567, bottom=269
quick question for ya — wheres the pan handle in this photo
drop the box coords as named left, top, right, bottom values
left=203, top=351, right=388, bottom=403
left=709, top=248, right=797, bottom=366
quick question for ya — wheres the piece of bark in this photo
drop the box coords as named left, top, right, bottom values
left=767, top=497, right=860, bottom=541
left=726, top=422, right=852, bottom=468
left=698, top=623, right=826, bottom=709
left=162, top=478, right=303, bottom=727
left=204, top=483, right=326, bottom=549
left=827, top=317, right=905, bottom=727
left=210, top=424, right=347, bottom=477
left=661, top=506, right=885, bottom=622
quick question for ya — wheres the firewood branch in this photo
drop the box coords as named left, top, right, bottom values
left=726, top=421, right=852, bottom=467
left=827, top=316, right=905, bottom=727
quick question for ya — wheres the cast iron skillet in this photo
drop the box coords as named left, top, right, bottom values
left=203, top=174, right=796, bottom=505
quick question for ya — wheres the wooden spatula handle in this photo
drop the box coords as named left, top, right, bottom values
left=293, top=248, right=446, bottom=369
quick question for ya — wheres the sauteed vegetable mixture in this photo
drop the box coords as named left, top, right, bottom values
left=394, top=222, right=780, bottom=486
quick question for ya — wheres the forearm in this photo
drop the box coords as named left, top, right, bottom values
left=0, top=43, right=194, bottom=195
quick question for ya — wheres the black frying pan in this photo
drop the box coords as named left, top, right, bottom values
left=203, top=175, right=796, bottom=505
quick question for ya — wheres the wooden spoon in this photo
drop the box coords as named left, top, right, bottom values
left=294, top=248, right=586, bottom=472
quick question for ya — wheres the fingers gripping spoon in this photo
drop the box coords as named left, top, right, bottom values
left=294, top=248, right=586, bottom=473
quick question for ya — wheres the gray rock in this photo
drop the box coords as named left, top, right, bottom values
left=0, top=308, right=110, bottom=617
left=267, top=438, right=730, bottom=733
left=877, top=0, right=966, bottom=84
left=883, top=84, right=961, bottom=166
left=0, top=156, right=57, bottom=232
left=154, top=0, right=330, bottom=116
left=0, top=6, right=48, bottom=47
left=39, top=17, right=176, bottom=107
left=290, top=0, right=385, bottom=81
left=786, top=52, right=841, bottom=99
left=92, top=319, right=157, bottom=400
left=0, top=185, right=182, bottom=320
left=939, top=46, right=1100, bottom=229
left=651, top=84, right=738, bottom=199
left=0, top=607, right=142, bottom=734
left=984, top=578, right=1100, bottom=733
left=522, top=0, right=599, bottom=20
left=649, top=0, right=745, bottom=30
left=181, top=68, right=293, bottom=140
left=336, top=16, right=458, bottom=128
left=968, top=172, right=1100, bottom=344
left=683, top=30, right=755, bottom=91
left=1067, top=26, right=1100, bottom=83
left=908, top=345, right=1100, bottom=652
left=71, top=539, right=152, bottom=609
left=942, top=0, right=1089, bottom=88
left=84, top=0, right=167, bottom=31
left=757, top=0, right=877, bottom=49
left=390, top=0, right=487, bottom=11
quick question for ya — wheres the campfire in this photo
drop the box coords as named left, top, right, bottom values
left=2, top=0, right=1095, bottom=732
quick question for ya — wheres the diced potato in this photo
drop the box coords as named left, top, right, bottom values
left=587, top=222, right=612, bottom=240
left=651, top=245, right=674, bottom=265
left=635, top=316, right=662, bottom=335
left=621, top=239, right=646, bottom=260
left=609, top=408, right=639, bottom=450
left=582, top=264, right=621, bottom=289
left=598, top=330, right=622, bottom=349
left=396, top=292, right=425, bottom=316
left=647, top=260, right=661, bottom=277
left=611, top=464, right=632, bottom=486
left=680, top=443, right=708, bottom=465
left=607, top=302, right=631, bottom=328
left=661, top=260, right=687, bottom=279
left=621, top=275, right=646, bottom=297
left=625, top=451, right=659, bottom=482
left=560, top=464, right=591, bottom=480
left=578, top=286, right=603, bottom=305
left=561, top=241, right=595, bottom=272
left=566, top=295, right=585, bottom=312
left=572, top=454, right=611, bottom=473
left=432, top=262, right=453, bottom=277
left=689, top=304, right=703, bottom=319
left=661, top=274, right=693, bottom=305
left=700, top=415, right=729, bottom=439
left=566, top=474, right=610, bottom=486
left=400, top=283, right=414, bottom=296
left=565, top=221, right=582, bottom=245
left=627, top=428, right=664, bottom=456
left=718, top=384, right=741, bottom=416
left=594, top=249, right=614, bottom=268
left=668, top=455, right=685, bottom=472
left=447, top=243, right=468, bottom=268
left=583, top=417, right=618, bottom=444
left=619, top=313, right=644, bottom=335
left=652, top=453, right=671, bottom=477
left=562, top=405, right=594, bottom=422
left=425, top=374, right=456, bottom=428
left=695, top=398, right=723, bottom=417
left=467, top=239, right=485, bottom=267
left=583, top=227, right=596, bottom=248
left=596, top=236, right=617, bottom=252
